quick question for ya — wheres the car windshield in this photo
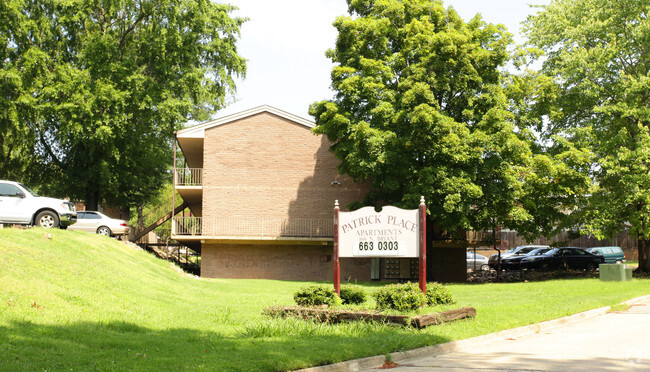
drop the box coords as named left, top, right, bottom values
left=511, top=246, right=546, bottom=254
left=529, top=248, right=550, bottom=256
left=518, top=247, right=537, bottom=254
left=542, top=248, right=559, bottom=256
left=19, top=183, right=39, bottom=197
left=507, top=246, right=527, bottom=253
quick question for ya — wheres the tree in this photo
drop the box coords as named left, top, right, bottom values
left=0, top=3, right=39, bottom=184
left=310, top=0, right=538, bottom=237
left=524, top=0, right=650, bottom=272
left=0, top=0, right=246, bottom=211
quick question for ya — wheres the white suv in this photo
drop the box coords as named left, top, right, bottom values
left=0, top=180, right=77, bottom=228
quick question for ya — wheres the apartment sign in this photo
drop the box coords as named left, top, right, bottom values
left=338, top=206, right=419, bottom=258
left=333, top=197, right=427, bottom=295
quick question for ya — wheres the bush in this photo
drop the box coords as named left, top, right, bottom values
left=339, top=284, right=366, bottom=305
left=293, top=285, right=341, bottom=307
left=425, top=282, right=455, bottom=305
left=373, top=282, right=427, bottom=311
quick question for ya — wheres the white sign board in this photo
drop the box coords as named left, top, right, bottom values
left=338, top=206, right=419, bottom=258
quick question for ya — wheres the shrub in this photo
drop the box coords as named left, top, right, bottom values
left=339, top=284, right=366, bottom=305
left=373, top=282, right=427, bottom=311
left=293, top=285, right=341, bottom=307
left=425, top=282, right=455, bottom=305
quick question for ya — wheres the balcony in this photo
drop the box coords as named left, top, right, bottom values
left=172, top=217, right=334, bottom=242
left=175, top=168, right=202, bottom=186
left=174, top=168, right=202, bottom=216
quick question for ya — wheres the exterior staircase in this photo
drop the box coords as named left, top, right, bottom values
left=130, top=201, right=188, bottom=243
left=130, top=200, right=200, bottom=274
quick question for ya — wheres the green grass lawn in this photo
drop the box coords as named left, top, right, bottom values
left=1, top=228, right=649, bottom=371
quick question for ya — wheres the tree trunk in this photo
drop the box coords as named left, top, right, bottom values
left=638, top=238, right=650, bottom=273
left=137, top=205, right=144, bottom=232
left=85, top=189, right=99, bottom=211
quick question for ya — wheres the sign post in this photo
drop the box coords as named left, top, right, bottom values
left=418, top=196, right=427, bottom=293
left=333, top=197, right=427, bottom=294
left=333, top=200, right=341, bottom=296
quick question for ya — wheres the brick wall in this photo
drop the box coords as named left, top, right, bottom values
left=197, top=111, right=372, bottom=281
left=201, top=243, right=371, bottom=281
left=202, top=111, right=367, bottom=223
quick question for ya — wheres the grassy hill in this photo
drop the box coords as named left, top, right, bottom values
left=1, top=227, right=649, bottom=371
left=0, top=228, right=311, bottom=371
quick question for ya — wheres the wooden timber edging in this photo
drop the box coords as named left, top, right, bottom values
left=263, top=306, right=476, bottom=328
left=410, top=307, right=477, bottom=328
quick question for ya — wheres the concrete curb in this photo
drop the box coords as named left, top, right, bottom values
left=295, top=294, right=650, bottom=372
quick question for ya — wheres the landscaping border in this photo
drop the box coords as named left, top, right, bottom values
left=264, top=306, right=476, bottom=328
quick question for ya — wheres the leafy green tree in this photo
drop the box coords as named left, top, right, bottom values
left=0, top=0, right=246, bottom=210
left=0, top=3, right=38, bottom=183
left=524, top=0, right=650, bottom=271
left=310, top=0, right=538, bottom=237
left=504, top=70, right=594, bottom=242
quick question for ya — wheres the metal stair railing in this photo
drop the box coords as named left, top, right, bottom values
left=131, top=201, right=188, bottom=242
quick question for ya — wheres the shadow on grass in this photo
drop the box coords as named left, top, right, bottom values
left=0, top=318, right=450, bottom=371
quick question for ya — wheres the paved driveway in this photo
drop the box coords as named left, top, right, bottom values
left=379, top=299, right=650, bottom=371
left=299, top=295, right=650, bottom=372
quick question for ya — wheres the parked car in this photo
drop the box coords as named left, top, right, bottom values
left=585, top=246, right=626, bottom=264
left=0, top=180, right=76, bottom=228
left=500, top=247, right=551, bottom=270
left=466, top=252, right=489, bottom=272
left=520, top=247, right=605, bottom=271
left=489, top=244, right=550, bottom=269
left=68, top=211, right=130, bottom=237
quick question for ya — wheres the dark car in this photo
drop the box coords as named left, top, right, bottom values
left=520, top=247, right=605, bottom=271
left=488, top=244, right=550, bottom=269
left=586, top=246, right=626, bottom=264
left=500, top=247, right=551, bottom=270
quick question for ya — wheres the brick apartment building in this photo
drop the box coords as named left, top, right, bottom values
left=172, top=105, right=375, bottom=281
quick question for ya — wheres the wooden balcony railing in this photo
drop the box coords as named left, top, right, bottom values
left=173, top=217, right=333, bottom=239
left=175, top=168, right=202, bottom=186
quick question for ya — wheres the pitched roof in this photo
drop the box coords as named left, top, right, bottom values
left=176, top=105, right=315, bottom=138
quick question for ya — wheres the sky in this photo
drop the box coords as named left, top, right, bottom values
left=217, top=0, right=552, bottom=121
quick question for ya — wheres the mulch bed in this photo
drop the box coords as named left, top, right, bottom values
left=263, top=305, right=476, bottom=328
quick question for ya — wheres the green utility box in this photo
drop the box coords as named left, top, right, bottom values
left=599, top=264, right=632, bottom=281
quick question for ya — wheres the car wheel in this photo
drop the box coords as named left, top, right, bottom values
left=35, top=211, right=60, bottom=229
left=480, top=264, right=490, bottom=271
left=615, top=260, right=623, bottom=264
left=97, top=226, right=112, bottom=236
left=586, top=263, right=597, bottom=271
left=540, top=262, right=550, bottom=271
